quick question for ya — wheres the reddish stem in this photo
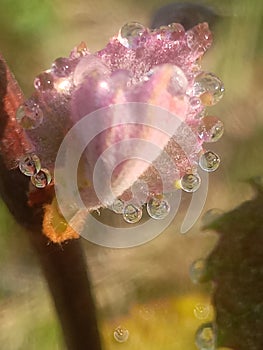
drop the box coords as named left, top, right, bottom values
left=0, top=53, right=102, bottom=350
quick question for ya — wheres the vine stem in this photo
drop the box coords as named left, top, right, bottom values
left=0, top=53, right=102, bottom=350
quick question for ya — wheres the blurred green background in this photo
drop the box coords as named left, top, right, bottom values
left=0, top=0, right=262, bottom=349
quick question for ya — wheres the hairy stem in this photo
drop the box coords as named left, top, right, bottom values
left=0, top=53, right=102, bottom=350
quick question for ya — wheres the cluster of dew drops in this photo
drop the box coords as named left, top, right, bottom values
left=16, top=21, right=224, bottom=212
left=108, top=23, right=226, bottom=348
left=16, top=48, right=87, bottom=188
left=110, top=22, right=225, bottom=226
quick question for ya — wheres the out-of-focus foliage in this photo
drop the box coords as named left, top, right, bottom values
left=0, top=0, right=56, bottom=95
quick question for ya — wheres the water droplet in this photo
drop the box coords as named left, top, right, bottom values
left=113, top=326, right=129, bottom=343
left=198, top=116, right=224, bottom=142
left=199, top=151, right=220, bottom=172
left=19, top=154, right=41, bottom=176
left=202, top=208, right=224, bottom=227
left=153, top=23, right=185, bottom=41
left=31, top=168, right=52, bottom=188
left=16, top=101, right=43, bottom=129
left=167, top=23, right=185, bottom=40
left=73, top=56, right=110, bottom=86
left=167, top=65, right=188, bottom=96
left=190, top=258, right=207, bottom=284
left=123, top=203, right=142, bottom=223
left=195, top=322, right=215, bottom=350
left=189, top=97, right=201, bottom=109
left=110, top=69, right=130, bottom=90
left=180, top=173, right=201, bottom=193
left=194, top=303, right=211, bottom=320
left=55, top=78, right=72, bottom=94
left=52, top=57, right=73, bottom=77
left=34, top=72, right=54, bottom=91
left=193, top=72, right=224, bottom=105
left=118, top=22, right=145, bottom=49
left=186, top=23, right=212, bottom=55
left=111, top=199, right=124, bottom=214
left=147, top=195, right=170, bottom=219
left=131, top=180, right=149, bottom=205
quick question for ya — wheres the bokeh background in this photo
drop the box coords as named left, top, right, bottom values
left=0, top=0, right=262, bottom=349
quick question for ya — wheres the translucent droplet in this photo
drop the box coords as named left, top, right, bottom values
left=193, top=72, right=224, bottom=105
left=31, top=168, right=52, bottom=188
left=111, top=199, right=124, bottom=214
left=167, top=23, right=185, bottom=41
left=110, top=69, right=130, bottom=90
left=180, top=173, right=201, bottom=193
left=147, top=64, right=188, bottom=95
left=195, top=322, right=215, bottom=350
left=52, top=57, right=73, bottom=77
left=194, top=303, right=211, bottom=320
left=198, top=116, right=224, bottom=143
left=190, top=258, right=207, bottom=284
left=34, top=72, right=54, bottom=91
left=123, top=203, right=142, bottom=223
left=186, top=23, right=212, bottom=55
left=131, top=180, right=149, bottom=205
left=153, top=23, right=184, bottom=41
left=19, top=154, right=41, bottom=176
left=16, top=101, right=43, bottom=129
left=189, top=97, right=201, bottom=109
left=147, top=196, right=170, bottom=219
left=113, top=326, right=129, bottom=343
left=167, top=65, right=188, bottom=96
left=202, top=208, right=224, bottom=227
left=199, top=151, right=220, bottom=172
left=118, top=22, right=145, bottom=49
left=73, top=56, right=110, bottom=86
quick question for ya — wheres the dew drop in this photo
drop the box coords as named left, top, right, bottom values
left=199, top=151, right=220, bottom=172
left=123, top=203, right=142, bottom=223
left=31, top=168, right=52, bottom=188
left=19, top=154, right=41, bottom=176
left=194, top=303, right=211, bottom=320
left=111, top=199, right=124, bottom=214
left=189, top=96, right=201, bottom=109
left=180, top=173, right=201, bottom=193
left=186, top=23, right=212, bottom=55
left=167, top=65, right=188, bottom=96
left=73, top=56, right=110, bottom=86
left=52, top=57, right=73, bottom=77
left=110, top=69, right=130, bottom=90
left=16, top=101, right=43, bottom=130
left=118, top=22, right=145, bottom=49
left=195, top=322, right=215, bottom=350
left=147, top=195, right=170, bottom=219
left=198, top=116, right=224, bottom=142
left=153, top=23, right=184, bottom=41
left=193, top=72, right=224, bottom=105
left=34, top=72, right=54, bottom=91
left=190, top=258, right=207, bottom=284
left=113, top=326, right=129, bottom=343
left=167, top=23, right=185, bottom=40
left=131, top=180, right=149, bottom=205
